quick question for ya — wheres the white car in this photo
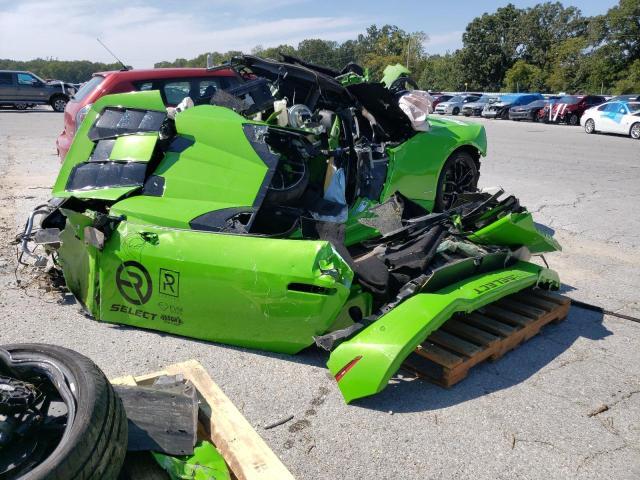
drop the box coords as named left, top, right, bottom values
left=434, top=95, right=480, bottom=115
left=581, top=101, right=640, bottom=139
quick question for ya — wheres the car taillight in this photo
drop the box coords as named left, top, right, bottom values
left=334, top=355, right=363, bottom=382
left=75, top=103, right=92, bottom=132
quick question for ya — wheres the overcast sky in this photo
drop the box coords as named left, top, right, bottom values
left=0, top=0, right=619, bottom=68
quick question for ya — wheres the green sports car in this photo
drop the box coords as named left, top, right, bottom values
left=24, top=56, right=560, bottom=403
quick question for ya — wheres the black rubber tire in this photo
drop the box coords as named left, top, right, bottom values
left=2, top=344, right=127, bottom=480
left=630, top=122, right=640, bottom=140
left=50, top=95, right=68, bottom=113
left=500, top=109, right=509, bottom=120
left=434, top=151, right=479, bottom=212
left=452, top=107, right=460, bottom=115
left=568, top=113, right=579, bottom=126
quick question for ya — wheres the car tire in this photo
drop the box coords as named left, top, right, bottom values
left=434, top=151, right=479, bottom=212
left=500, top=109, right=509, bottom=120
left=452, top=107, right=460, bottom=115
left=568, top=113, right=579, bottom=126
left=584, top=118, right=596, bottom=134
left=1, top=343, right=128, bottom=480
left=14, top=102, right=27, bottom=110
left=50, top=95, right=68, bottom=113
left=630, top=122, right=640, bottom=140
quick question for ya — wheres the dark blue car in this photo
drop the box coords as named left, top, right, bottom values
left=482, top=93, right=544, bottom=119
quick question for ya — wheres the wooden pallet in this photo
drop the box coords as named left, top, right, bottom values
left=112, top=360, right=295, bottom=480
left=402, top=288, right=571, bottom=387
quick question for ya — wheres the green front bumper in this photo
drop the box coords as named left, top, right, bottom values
left=327, top=261, right=559, bottom=403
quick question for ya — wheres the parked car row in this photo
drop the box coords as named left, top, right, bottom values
left=430, top=90, right=639, bottom=139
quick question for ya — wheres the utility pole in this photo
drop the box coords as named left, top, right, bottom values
left=406, top=37, right=411, bottom=69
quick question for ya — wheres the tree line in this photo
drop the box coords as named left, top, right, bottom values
left=2, top=1, right=638, bottom=94
left=156, top=0, right=640, bottom=95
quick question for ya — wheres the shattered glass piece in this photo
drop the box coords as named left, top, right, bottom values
left=358, top=196, right=404, bottom=234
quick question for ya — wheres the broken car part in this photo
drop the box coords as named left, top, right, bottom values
left=0, top=344, right=127, bottom=479
left=22, top=55, right=562, bottom=403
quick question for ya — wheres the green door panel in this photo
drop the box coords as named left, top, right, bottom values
left=98, top=222, right=353, bottom=354
left=327, top=261, right=559, bottom=403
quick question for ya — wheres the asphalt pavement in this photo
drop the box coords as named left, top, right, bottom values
left=0, top=108, right=638, bottom=480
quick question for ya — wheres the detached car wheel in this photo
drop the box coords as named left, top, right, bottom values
left=434, top=151, right=479, bottom=212
left=0, top=344, right=127, bottom=480
left=630, top=122, right=640, bottom=140
left=50, top=96, right=68, bottom=113
left=584, top=119, right=596, bottom=134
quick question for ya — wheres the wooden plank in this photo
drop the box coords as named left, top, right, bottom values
left=442, top=319, right=501, bottom=347
left=114, top=383, right=198, bottom=455
left=510, top=292, right=557, bottom=312
left=429, top=330, right=483, bottom=357
left=415, top=342, right=464, bottom=369
left=404, top=291, right=572, bottom=389
left=162, top=360, right=295, bottom=480
left=463, top=313, right=516, bottom=337
left=496, top=297, right=546, bottom=318
left=530, top=289, right=570, bottom=305
left=482, top=305, right=533, bottom=327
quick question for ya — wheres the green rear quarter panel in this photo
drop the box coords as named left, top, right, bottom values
left=381, top=118, right=487, bottom=211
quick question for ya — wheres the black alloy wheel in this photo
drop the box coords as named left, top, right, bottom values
left=434, top=151, right=479, bottom=211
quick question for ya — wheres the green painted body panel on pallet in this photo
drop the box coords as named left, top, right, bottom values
left=327, top=261, right=560, bottom=403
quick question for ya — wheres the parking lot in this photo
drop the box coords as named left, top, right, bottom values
left=1, top=109, right=639, bottom=479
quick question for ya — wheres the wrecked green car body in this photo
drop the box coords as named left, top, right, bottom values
left=33, top=56, right=560, bottom=403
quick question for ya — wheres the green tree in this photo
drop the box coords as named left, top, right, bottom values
left=614, top=59, right=640, bottom=93
left=503, top=60, right=545, bottom=91
left=418, top=54, right=464, bottom=91
left=458, top=3, right=525, bottom=90
left=517, top=2, right=587, bottom=69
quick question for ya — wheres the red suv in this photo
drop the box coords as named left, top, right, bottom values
left=539, top=95, right=606, bottom=125
left=57, top=68, right=239, bottom=160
